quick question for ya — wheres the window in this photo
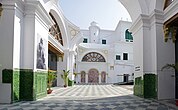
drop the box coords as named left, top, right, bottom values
left=82, top=52, right=106, bottom=62
left=125, top=29, right=133, bottom=42
left=123, top=53, right=128, bottom=60
left=102, top=39, right=106, bottom=44
left=116, top=55, right=120, bottom=60
left=49, top=12, right=63, bottom=46
left=83, top=38, right=88, bottom=43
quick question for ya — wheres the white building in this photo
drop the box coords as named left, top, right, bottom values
left=0, top=0, right=178, bottom=104
left=0, top=0, right=82, bottom=103
left=76, top=21, right=134, bottom=84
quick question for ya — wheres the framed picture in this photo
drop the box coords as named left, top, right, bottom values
left=36, top=34, right=47, bottom=69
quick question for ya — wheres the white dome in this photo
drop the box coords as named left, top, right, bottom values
left=90, top=21, right=99, bottom=26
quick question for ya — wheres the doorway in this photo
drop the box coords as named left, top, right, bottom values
left=88, top=69, right=99, bottom=83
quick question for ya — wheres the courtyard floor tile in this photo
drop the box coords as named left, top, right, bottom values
left=0, top=84, right=178, bottom=110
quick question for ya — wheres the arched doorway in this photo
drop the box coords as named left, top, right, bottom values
left=81, top=71, right=86, bottom=83
left=88, top=69, right=99, bottom=83
left=101, top=71, right=106, bottom=83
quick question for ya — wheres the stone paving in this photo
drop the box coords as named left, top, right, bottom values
left=0, top=84, right=178, bottom=110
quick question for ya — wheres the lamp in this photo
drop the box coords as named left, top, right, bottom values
left=0, top=3, right=3, bottom=16
left=163, top=26, right=178, bottom=43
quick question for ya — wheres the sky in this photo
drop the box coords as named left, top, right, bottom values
left=59, top=0, right=131, bottom=30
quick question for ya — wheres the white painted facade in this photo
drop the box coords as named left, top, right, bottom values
left=119, top=0, right=177, bottom=100
left=0, top=0, right=82, bottom=103
left=0, top=0, right=178, bottom=103
left=76, top=21, right=134, bottom=84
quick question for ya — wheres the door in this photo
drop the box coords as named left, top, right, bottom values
left=123, top=74, right=129, bottom=82
left=81, top=71, right=86, bottom=83
left=101, top=72, right=106, bottom=83
left=88, top=69, right=99, bottom=83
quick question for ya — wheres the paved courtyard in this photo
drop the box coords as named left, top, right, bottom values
left=0, top=84, right=178, bottom=110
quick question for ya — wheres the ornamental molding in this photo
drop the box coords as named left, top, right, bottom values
left=130, top=9, right=164, bottom=35
left=164, top=0, right=178, bottom=23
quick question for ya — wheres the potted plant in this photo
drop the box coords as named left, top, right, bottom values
left=73, top=72, right=77, bottom=84
left=161, top=63, right=178, bottom=106
left=47, top=70, right=57, bottom=94
left=61, top=70, right=70, bottom=87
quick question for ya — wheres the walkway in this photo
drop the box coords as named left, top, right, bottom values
left=0, top=84, right=178, bottom=110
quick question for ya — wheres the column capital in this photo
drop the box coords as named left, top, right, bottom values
left=130, top=9, right=164, bottom=35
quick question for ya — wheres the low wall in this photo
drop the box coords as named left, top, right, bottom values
left=0, top=83, right=11, bottom=103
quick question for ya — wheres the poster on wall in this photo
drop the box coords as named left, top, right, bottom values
left=36, top=34, right=47, bottom=70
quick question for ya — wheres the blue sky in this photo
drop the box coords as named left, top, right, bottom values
left=59, top=0, right=131, bottom=30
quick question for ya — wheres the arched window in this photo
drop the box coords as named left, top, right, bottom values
left=82, top=52, right=106, bottom=62
left=49, top=12, right=63, bottom=46
left=125, top=29, right=133, bottom=42
left=164, top=0, right=174, bottom=10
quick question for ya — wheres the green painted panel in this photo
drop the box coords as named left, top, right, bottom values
left=2, top=69, right=20, bottom=102
left=144, top=74, right=157, bottom=98
left=19, top=69, right=34, bottom=101
left=35, top=71, right=47, bottom=99
left=134, top=77, right=144, bottom=97
left=13, top=70, right=20, bottom=102
left=134, top=74, right=157, bottom=99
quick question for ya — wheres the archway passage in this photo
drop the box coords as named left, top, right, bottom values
left=88, top=69, right=99, bottom=83
left=101, top=72, right=106, bottom=83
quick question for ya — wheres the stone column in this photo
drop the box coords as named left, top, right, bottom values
left=130, top=10, right=175, bottom=99
left=99, top=73, right=101, bottom=84
left=106, top=73, right=108, bottom=83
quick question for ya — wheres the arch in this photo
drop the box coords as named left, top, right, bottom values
left=155, top=0, right=165, bottom=11
left=119, top=0, right=141, bottom=22
left=49, top=12, right=63, bottom=46
left=82, top=52, right=106, bottom=62
left=81, top=71, right=86, bottom=83
left=88, top=69, right=99, bottom=83
left=49, top=9, right=69, bottom=48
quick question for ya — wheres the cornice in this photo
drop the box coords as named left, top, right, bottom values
left=130, top=14, right=150, bottom=35
left=24, top=1, right=52, bottom=28
left=1, top=0, right=25, bottom=13
left=130, top=9, right=164, bottom=34
left=149, top=9, right=164, bottom=25
left=164, top=0, right=178, bottom=23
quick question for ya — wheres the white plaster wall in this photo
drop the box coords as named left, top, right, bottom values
left=114, top=42, right=133, bottom=61
left=34, top=16, right=49, bottom=71
left=115, top=21, right=132, bottom=42
left=22, top=11, right=35, bottom=69
left=78, top=62, right=108, bottom=73
left=119, top=0, right=141, bottom=22
left=0, top=2, right=16, bottom=103
left=0, top=3, right=15, bottom=83
left=157, top=9, right=176, bottom=99
left=0, top=84, right=11, bottom=103
left=132, top=27, right=144, bottom=78
left=78, top=20, right=133, bottom=83
left=114, top=65, right=134, bottom=81
left=89, top=23, right=100, bottom=43
left=57, top=57, right=65, bottom=87
left=13, top=9, right=23, bottom=69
